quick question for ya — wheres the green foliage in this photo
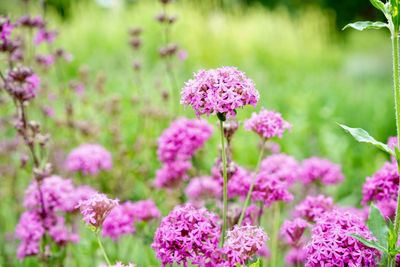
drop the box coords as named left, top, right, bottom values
left=367, top=204, right=389, bottom=250
left=343, top=21, right=388, bottom=31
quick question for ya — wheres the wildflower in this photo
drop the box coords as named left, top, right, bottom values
left=102, top=202, right=136, bottom=240
left=244, top=108, right=291, bottom=139
left=305, top=210, right=379, bottom=266
left=300, top=157, right=344, bottom=185
left=181, top=66, right=259, bottom=117
left=157, top=118, right=213, bottom=163
left=280, top=218, right=309, bottom=245
left=154, top=160, right=191, bottom=189
left=223, top=225, right=268, bottom=265
left=77, top=193, right=118, bottom=229
left=177, top=49, right=188, bottom=61
left=185, top=176, right=221, bottom=206
left=260, top=154, right=300, bottom=184
left=0, top=17, right=13, bottom=43
left=65, top=144, right=112, bottom=175
left=293, top=195, right=335, bottom=223
left=128, top=199, right=161, bottom=222
left=5, top=67, right=41, bottom=101
left=285, top=247, right=307, bottom=266
left=34, top=28, right=57, bottom=45
left=252, top=171, right=293, bottom=206
left=152, top=204, right=220, bottom=266
left=17, top=15, right=45, bottom=28
left=15, top=211, right=44, bottom=259
left=36, top=54, right=55, bottom=68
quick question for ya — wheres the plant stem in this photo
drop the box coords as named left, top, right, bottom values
left=96, top=232, right=111, bottom=266
left=219, top=119, right=228, bottom=247
left=270, top=203, right=280, bottom=267
left=237, top=141, right=266, bottom=226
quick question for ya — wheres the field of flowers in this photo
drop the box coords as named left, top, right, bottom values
left=1, top=0, right=400, bottom=266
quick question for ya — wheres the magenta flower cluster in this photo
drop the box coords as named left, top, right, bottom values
left=0, top=17, right=13, bottom=43
left=5, top=67, right=41, bottom=101
left=293, top=195, right=335, bottom=223
left=252, top=171, right=294, bottom=206
left=223, top=225, right=268, bottom=265
left=181, top=66, right=259, bottom=117
left=152, top=204, right=220, bottom=266
left=300, top=157, right=344, bottom=185
left=185, top=176, right=221, bottom=207
left=305, top=210, right=379, bottom=266
left=65, top=144, right=113, bottom=176
left=244, top=108, right=291, bottom=139
left=280, top=218, right=309, bottom=245
left=260, top=153, right=300, bottom=184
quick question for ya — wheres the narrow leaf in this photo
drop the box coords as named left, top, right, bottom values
left=343, top=21, right=388, bottom=31
left=350, top=234, right=387, bottom=252
left=367, top=204, right=389, bottom=248
left=370, top=0, right=386, bottom=12
left=338, top=124, right=394, bottom=155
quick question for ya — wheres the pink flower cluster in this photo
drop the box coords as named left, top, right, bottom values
left=252, top=171, right=294, bottom=206
left=185, top=176, right=221, bottom=207
left=77, top=193, right=118, bottom=229
left=223, top=225, right=268, bottom=265
left=0, top=17, right=13, bottom=42
left=260, top=154, right=300, bottom=184
left=65, top=144, right=113, bottom=176
left=285, top=248, right=307, bottom=266
left=155, top=118, right=213, bottom=189
left=102, top=199, right=160, bottom=240
left=152, top=204, right=220, bottom=266
left=181, top=66, right=259, bottom=117
left=293, top=195, right=335, bottom=223
left=5, top=67, right=41, bottom=101
left=34, top=28, right=58, bottom=45
left=305, top=210, right=379, bottom=266
left=362, top=161, right=399, bottom=219
left=280, top=218, right=309, bottom=245
left=244, top=108, right=291, bottom=139
left=300, top=157, right=344, bottom=185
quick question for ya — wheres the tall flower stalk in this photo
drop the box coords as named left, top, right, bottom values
left=218, top=117, right=228, bottom=245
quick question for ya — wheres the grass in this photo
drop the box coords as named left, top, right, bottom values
left=0, top=1, right=396, bottom=266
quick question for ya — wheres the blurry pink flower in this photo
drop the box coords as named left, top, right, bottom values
left=260, top=153, right=300, bottom=185
left=154, top=160, right=191, bottom=189
left=65, top=144, right=112, bottom=175
left=185, top=176, right=221, bottom=206
left=177, top=49, right=188, bottom=61
left=34, top=28, right=57, bottom=45
left=244, top=108, right=291, bottom=139
left=5, top=67, right=41, bottom=101
left=280, top=218, right=309, bottom=245
left=0, top=17, right=13, bottom=42
left=293, top=195, right=335, bottom=223
left=300, top=157, right=344, bottom=185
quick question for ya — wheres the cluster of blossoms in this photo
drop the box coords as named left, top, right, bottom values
left=280, top=218, right=309, bottom=245
left=293, top=195, right=335, bottom=223
left=155, top=118, right=213, bottom=188
left=4, top=67, right=41, bottom=102
left=152, top=204, right=221, bottom=266
left=16, top=176, right=96, bottom=259
left=305, top=210, right=380, bottom=266
left=244, top=108, right=291, bottom=139
left=223, top=225, right=268, bottom=265
left=102, top=199, right=160, bottom=240
left=65, top=144, right=113, bottom=176
left=259, top=153, right=300, bottom=184
left=227, top=204, right=261, bottom=227
left=181, top=66, right=259, bottom=117
left=300, top=157, right=344, bottom=185
left=185, top=176, right=221, bottom=207
left=362, top=161, right=399, bottom=219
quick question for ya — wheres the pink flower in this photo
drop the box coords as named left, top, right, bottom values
left=36, top=54, right=55, bottom=67
left=181, top=66, right=259, bottom=117
left=293, top=195, right=335, bottom=223
left=185, top=176, right=221, bottom=207
left=305, top=210, right=379, bottom=267
left=280, top=218, right=309, bottom=245
left=15, top=211, right=44, bottom=259
left=223, top=225, right=268, bottom=265
left=17, top=15, right=45, bottom=28
left=102, top=202, right=136, bottom=240
left=154, top=160, right=192, bottom=189
left=77, top=193, right=118, bottom=229
left=34, top=28, right=57, bottom=45
left=260, top=154, right=300, bottom=184
left=157, top=118, right=213, bottom=163
left=300, top=157, right=344, bottom=185
left=152, top=204, right=220, bottom=266
left=285, top=247, right=307, bottom=266
left=65, top=144, right=112, bottom=175
left=128, top=199, right=161, bottom=222
left=252, top=171, right=293, bottom=206
left=177, top=49, right=188, bottom=61
left=0, top=17, right=13, bottom=43
left=5, top=67, right=41, bottom=101
left=244, top=108, right=291, bottom=139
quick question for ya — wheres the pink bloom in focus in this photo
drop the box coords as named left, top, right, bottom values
left=65, top=144, right=112, bottom=175
left=305, top=210, right=379, bottom=267
left=280, top=218, right=309, bottom=245
left=77, top=193, right=118, bottom=229
left=185, top=176, right=221, bottom=207
left=293, top=195, right=335, bottom=223
left=152, top=204, right=220, bottom=266
left=34, top=28, right=57, bottom=45
left=300, top=157, right=344, bottom=185
left=260, top=154, right=300, bottom=184
left=244, top=108, right=291, bottom=139
left=181, top=66, right=259, bottom=117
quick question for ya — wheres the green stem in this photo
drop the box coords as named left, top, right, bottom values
left=96, top=232, right=111, bottom=266
left=270, top=203, right=280, bottom=267
left=237, top=141, right=266, bottom=226
left=219, top=119, right=228, bottom=247
left=392, top=30, right=400, bottom=242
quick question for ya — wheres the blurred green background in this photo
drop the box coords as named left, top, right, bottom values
left=0, top=0, right=396, bottom=266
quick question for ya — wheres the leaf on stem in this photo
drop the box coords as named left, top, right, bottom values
left=338, top=124, right=394, bottom=156
left=350, top=234, right=387, bottom=252
left=342, top=21, right=388, bottom=31
left=367, top=204, right=389, bottom=249
left=369, top=0, right=386, bottom=12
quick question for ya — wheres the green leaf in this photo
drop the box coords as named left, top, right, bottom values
left=350, top=234, right=387, bottom=252
left=343, top=21, right=388, bottom=31
left=248, top=259, right=261, bottom=267
left=338, top=124, right=394, bottom=156
left=367, top=203, right=389, bottom=248
left=370, top=0, right=386, bottom=12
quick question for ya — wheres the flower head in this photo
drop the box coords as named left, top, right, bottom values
left=300, top=157, right=344, bottom=185
left=293, top=195, right=335, bottom=223
left=102, top=202, right=136, bottom=240
left=285, top=248, right=307, bottom=266
left=77, top=193, right=118, bottom=229
left=15, top=211, right=44, bottom=259
left=185, top=176, right=221, bottom=207
left=280, top=218, right=309, bottom=245
left=244, top=108, right=291, bottom=139
left=5, top=67, right=40, bottom=101
left=181, top=66, right=259, bottom=117
left=17, top=15, right=45, bottom=28
left=260, top=154, right=300, bottom=184
left=252, top=171, right=293, bottom=206
left=34, top=28, right=57, bottom=45
left=152, top=204, right=220, bottom=266
left=154, top=160, right=191, bottom=189
left=65, top=144, right=112, bottom=175
left=0, top=17, right=13, bottom=43
left=223, top=225, right=268, bottom=265
left=128, top=199, right=161, bottom=222
left=305, top=210, right=379, bottom=266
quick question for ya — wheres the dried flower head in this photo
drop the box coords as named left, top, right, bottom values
left=181, top=66, right=259, bottom=117
left=244, top=108, right=291, bottom=139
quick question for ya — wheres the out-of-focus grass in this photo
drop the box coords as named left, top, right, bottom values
left=1, top=1, right=396, bottom=266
